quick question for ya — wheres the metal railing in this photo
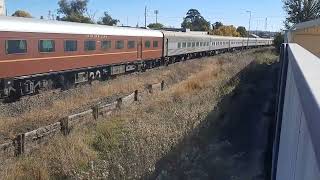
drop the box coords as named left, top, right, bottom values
left=272, top=43, right=320, bottom=180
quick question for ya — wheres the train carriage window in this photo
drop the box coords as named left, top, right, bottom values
left=178, top=42, right=181, bottom=48
left=192, top=42, right=195, bottom=47
left=116, top=40, right=124, bottom=49
left=64, top=40, right=77, bottom=52
left=182, top=42, right=187, bottom=48
left=84, top=40, right=96, bottom=51
left=200, top=42, right=203, bottom=46
left=145, top=40, right=151, bottom=48
left=39, top=40, right=55, bottom=53
left=196, top=42, right=200, bottom=47
left=6, top=40, right=27, bottom=54
left=101, top=40, right=112, bottom=50
left=153, top=41, right=159, bottom=48
left=128, top=41, right=136, bottom=49
left=187, top=42, right=191, bottom=47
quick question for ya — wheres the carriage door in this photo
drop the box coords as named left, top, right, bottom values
left=137, top=38, right=143, bottom=59
left=166, top=38, right=169, bottom=57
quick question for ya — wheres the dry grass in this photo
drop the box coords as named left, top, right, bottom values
left=1, top=130, right=96, bottom=179
left=0, top=56, right=215, bottom=140
left=0, top=48, right=277, bottom=179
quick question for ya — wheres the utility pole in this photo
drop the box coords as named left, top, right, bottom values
left=144, top=6, right=147, bottom=28
left=265, top=17, right=269, bottom=37
left=154, top=10, right=159, bottom=24
left=48, top=10, right=52, bottom=20
left=127, top=16, right=129, bottom=26
left=265, top=17, right=268, bottom=31
left=246, top=10, right=252, bottom=47
left=256, top=20, right=259, bottom=35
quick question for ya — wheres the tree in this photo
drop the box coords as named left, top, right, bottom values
left=181, top=9, right=210, bottom=31
left=57, top=0, right=93, bottom=23
left=97, top=11, right=119, bottom=26
left=12, top=10, right=32, bottom=18
left=147, top=23, right=164, bottom=29
left=211, top=25, right=240, bottom=37
left=274, top=32, right=284, bottom=53
left=236, top=26, right=247, bottom=37
left=212, top=21, right=223, bottom=29
left=283, top=0, right=320, bottom=28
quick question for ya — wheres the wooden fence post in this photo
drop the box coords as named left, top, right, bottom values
left=161, top=81, right=165, bottom=91
left=116, top=98, right=122, bottom=109
left=147, top=84, right=153, bottom=94
left=92, top=105, right=100, bottom=120
left=134, top=90, right=138, bottom=101
left=60, top=117, right=70, bottom=136
left=14, top=134, right=25, bottom=156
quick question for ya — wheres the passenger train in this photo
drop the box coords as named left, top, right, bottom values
left=0, top=16, right=273, bottom=101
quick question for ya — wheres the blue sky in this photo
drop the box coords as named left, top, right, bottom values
left=6, top=0, right=285, bottom=31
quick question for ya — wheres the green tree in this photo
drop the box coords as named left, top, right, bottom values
left=12, top=10, right=32, bottom=18
left=147, top=23, right=164, bottom=29
left=236, top=26, right=247, bottom=37
left=97, top=11, right=119, bottom=26
left=274, top=32, right=284, bottom=53
left=212, top=21, right=223, bottom=29
left=57, top=0, right=93, bottom=23
left=283, top=0, right=320, bottom=28
left=181, top=9, right=210, bottom=31
left=211, top=25, right=240, bottom=37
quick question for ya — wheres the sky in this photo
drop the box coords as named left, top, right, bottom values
left=5, top=0, right=285, bottom=31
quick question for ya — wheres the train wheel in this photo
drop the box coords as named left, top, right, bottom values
left=4, top=90, right=21, bottom=103
left=59, top=75, right=73, bottom=91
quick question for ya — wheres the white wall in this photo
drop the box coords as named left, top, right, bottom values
left=276, top=44, right=320, bottom=180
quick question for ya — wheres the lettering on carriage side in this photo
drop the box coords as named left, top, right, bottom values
left=87, top=34, right=108, bottom=39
